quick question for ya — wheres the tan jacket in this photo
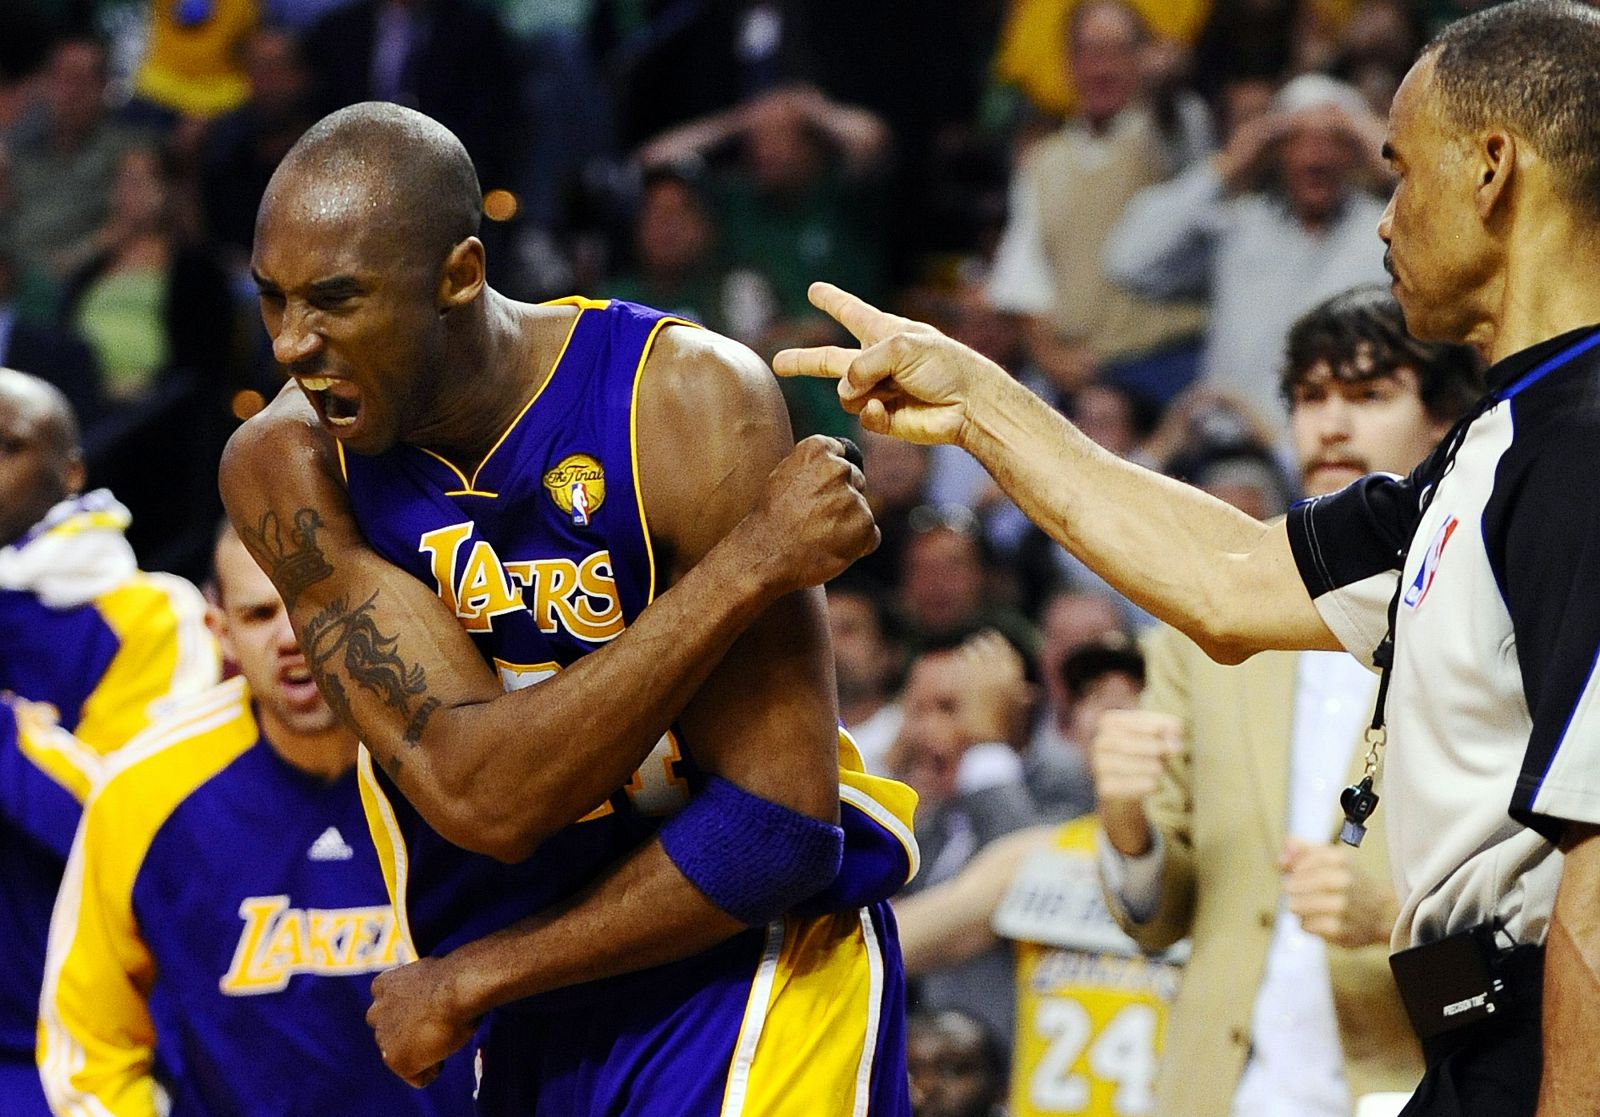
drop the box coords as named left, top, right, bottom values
left=1026, top=108, right=1208, bottom=362
left=1105, top=626, right=1421, bottom=1116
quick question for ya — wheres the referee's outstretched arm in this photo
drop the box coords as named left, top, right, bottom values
left=775, top=281, right=1338, bottom=667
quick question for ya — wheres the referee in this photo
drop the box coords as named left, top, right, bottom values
left=775, top=4, right=1600, bottom=1113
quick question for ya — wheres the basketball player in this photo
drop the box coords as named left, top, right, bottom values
left=37, top=525, right=473, bottom=1116
left=0, top=368, right=218, bottom=1114
left=222, top=103, right=915, bottom=1115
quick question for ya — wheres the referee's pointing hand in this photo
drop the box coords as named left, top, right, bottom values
left=773, top=282, right=1010, bottom=448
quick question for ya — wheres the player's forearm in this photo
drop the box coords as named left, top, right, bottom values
left=438, top=840, right=747, bottom=1019
left=222, top=416, right=797, bottom=861
left=1537, top=826, right=1600, bottom=1115
left=420, top=529, right=800, bottom=858
left=288, top=519, right=794, bottom=861
left=958, top=377, right=1303, bottom=661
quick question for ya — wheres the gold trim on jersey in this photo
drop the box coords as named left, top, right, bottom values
left=355, top=746, right=417, bottom=960
left=420, top=298, right=601, bottom=498
left=627, top=315, right=700, bottom=606
left=539, top=296, right=612, bottom=312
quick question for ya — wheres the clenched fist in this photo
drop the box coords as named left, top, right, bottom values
left=1090, top=708, right=1184, bottom=858
left=1280, top=837, right=1398, bottom=949
left=733, top=434, right=880, bottom=596
left=367, top=957, right=478, bottom=1089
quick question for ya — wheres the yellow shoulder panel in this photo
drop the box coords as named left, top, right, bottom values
left=838, top=728, right=921, bottom=885
left=11, top=700, right=107, bottom=803
left=79, top=572, right=220, bottom=754
left=87, top=677, right=258, bottom=894
left=39, top=677, right=257, bottom=1117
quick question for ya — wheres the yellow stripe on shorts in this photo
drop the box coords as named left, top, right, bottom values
left=722, top=909, right=884, bottom=1116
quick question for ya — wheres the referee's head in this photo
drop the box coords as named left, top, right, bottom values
left=1378, top=0, right=1600, bottom=346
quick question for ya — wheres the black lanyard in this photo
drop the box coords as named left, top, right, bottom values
left=1338, top=329, right=1600, bottom=846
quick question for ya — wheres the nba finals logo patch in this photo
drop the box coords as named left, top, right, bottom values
left=544, top=454, right=606, bottom=527
left=1404, top=514, right=1459, bottom=609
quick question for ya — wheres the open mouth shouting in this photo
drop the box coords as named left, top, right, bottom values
left=280, top=661, right=324, bottom=709
left=296, top=376, right=364, bottom=433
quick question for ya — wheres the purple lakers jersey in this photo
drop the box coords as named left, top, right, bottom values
left=342, top=298, right=702, bottom=959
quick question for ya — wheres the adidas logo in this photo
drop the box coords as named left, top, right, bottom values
left=307, top=826, right=355, bottom=862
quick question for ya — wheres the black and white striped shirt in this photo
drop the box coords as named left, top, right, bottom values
left=1288, top=324, right=1600, bottom=951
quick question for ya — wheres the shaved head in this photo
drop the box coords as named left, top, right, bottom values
left=262, top=102, right=482, bottom=267
left=0, top=369, right=80, bottom=466
left=0, top=367, right=85, bottom=546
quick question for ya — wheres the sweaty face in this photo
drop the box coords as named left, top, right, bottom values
left=1377, top=58, right=1499, bottom=344
left=251, top=176, right=446, bottom=454
left=211, top=535, right=340, bottom=739
left=1290, top=361, right=1447, bottom=495
left=0, top=381, right=77, bottom=548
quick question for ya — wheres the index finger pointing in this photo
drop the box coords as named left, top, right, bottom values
left=807, top=282, right=902, bottom=346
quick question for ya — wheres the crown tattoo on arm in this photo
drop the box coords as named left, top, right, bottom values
left=242, top=508, right=335, bottom=610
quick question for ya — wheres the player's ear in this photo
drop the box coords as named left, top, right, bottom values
left=203, top=596, right=235, bottom=662
left=60, top=452, right=86, bottom=498
left=438, top=237, right=486, bottom=314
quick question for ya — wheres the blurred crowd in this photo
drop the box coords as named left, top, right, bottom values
left=0, top=0, right=1504, bottom=1114
left=1, top=0, right=1491, bottom=581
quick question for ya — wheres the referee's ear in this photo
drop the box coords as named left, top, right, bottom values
left=1472, top=130, right=1516, bottom=223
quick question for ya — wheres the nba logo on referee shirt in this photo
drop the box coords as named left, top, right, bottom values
left=1404, top=515, right=1459, bottom=608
